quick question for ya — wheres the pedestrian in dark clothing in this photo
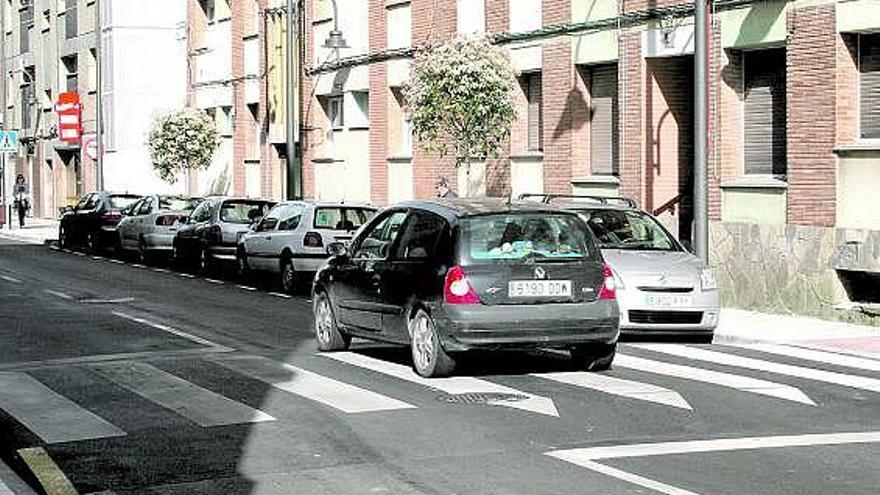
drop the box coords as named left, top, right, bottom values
left=13, top=174, right=29, bottom=228
left=436, top=177, right=457, bottom=199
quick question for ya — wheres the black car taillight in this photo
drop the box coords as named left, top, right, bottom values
left=444, top=266, right=481, bottom=305
left=102, top=211, right=121, bottom=224
left=303, top=232, right=323, bottom=248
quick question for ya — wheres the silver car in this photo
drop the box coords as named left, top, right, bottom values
left=238, top=201, right=376, bottom=292
left=525, top=194, right=719, bottom=342
left=116, top=195, right=200, bottom=262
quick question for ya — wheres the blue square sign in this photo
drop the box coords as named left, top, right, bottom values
left=0, top=130, right=19, bottom=153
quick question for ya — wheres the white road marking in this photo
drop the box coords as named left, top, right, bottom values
left=635, top=344, right=880, bottom=393
left=0, top=275, right=22, bottom=284
left=130, top=263, right=146, bottom=269
left=112, top=311, right=230, bottom=350
left=179, top=273, right=196, bottom=279
left=730, top=343, right=880, bottom=373
left=48, top=245, right=60, bottom=251
left=43, top=290, right=74, bottom=300
left=615, top=354, right=816, bottom=405
left=236, top=285, right=257, bottom=291
left=73, top=252, right=86, bottom=256
left=214, top=355, right=415, bottom=414
left=268, top=292, right=292, bottom=299
left=91, top=256, right=104, bottom=261
left=150, top=268, right=170, bottom=274
left=533, top=371, right=692, bottom=410
left=204, top=278, right=224, bottom=284
left=547, top=431, right=880, bottom=495
left=324, top=352, right=560, bottom=417
left=90, top=362, right=274, bottom=426
left=0, top=372, right=126, bottom=443
left=78, top=297, right=135, bottom=304
left=108, top=259, right=125, bottom=264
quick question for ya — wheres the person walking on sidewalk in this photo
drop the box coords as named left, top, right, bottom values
left=13, top=174, right=29, bottom=228
left=435, top=177, right=457, bottom=199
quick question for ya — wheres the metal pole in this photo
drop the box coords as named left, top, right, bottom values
left=95, top=0, right=104, bottom=190
left=693, top=0, right=709, bottom=263
left=286, top=0, right=301, bottom=200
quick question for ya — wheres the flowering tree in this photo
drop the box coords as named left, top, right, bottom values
left=148, top=109, right=220, bottom=183
left=405, top=37, right=517, bottom=168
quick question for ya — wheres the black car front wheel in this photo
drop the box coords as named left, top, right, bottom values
left=410, top=309, right=455, bottom=378
left=314, top=291, right=350, bottom=351
left=570, top=342, right=617, bottom=371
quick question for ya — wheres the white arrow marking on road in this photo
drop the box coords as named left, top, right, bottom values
left=615, top=354, right=816, bottom=405
left=635, top=344, right=880, bottom=393
left=532, top=371, right=692, bottom=410
left=546, top=431, right=880, bottom=495
left=0, top=275, right=22, bottom=284
left=323, top=352, right=559, bottom=417
left=91, top=362, right=275, bottom=426
left=0, top=372, right=126, bottom=443
left=214, top=355, right=415, bottom=414
left=730, top=343, right=880, bottom=373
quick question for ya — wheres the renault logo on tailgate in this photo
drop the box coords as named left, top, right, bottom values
left=534, top=267, right=547, bottom=280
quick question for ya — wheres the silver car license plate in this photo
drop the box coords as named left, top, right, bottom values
left=645, top=294, right=693, bottom=307
left=509, top=280, right=572, bottom=297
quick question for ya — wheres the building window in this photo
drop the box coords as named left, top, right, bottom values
left=860, top=33, right=880, bottom=140
left=61, top=55, right=78, bottom=92
left=386, top=3, right=411, bottom=50
left=348, top=91, right=369, bottom=129
left=588, top=64, right=619, bottom=176
left=320, top=95, right=343, bottom=142
left=457, top=0, right=485, bottom=35
left=390, top=88, right=412, bottom=156
left=64, top=0, right=77, bottom=39
left=523, top=73, right=543, bottom=152
left=87, top=49, right=97, bottom=92
left=744, top=48, right=787, bottom=176
left=509, top=0, right=541, bottom=33
left=20, top=0, right=33, bottom=53
left=20, top=66, right=35, bottom=131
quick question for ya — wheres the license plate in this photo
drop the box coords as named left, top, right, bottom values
left=645, top=294, right=693, bottom=307
left=508, top=280, right=572, bottom=298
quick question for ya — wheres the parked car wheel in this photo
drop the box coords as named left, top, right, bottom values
left=236, top=247, right=251, bottom=281
left=85, top=232, right=99, bottom=255
left=570, top=343, right=616, bottom=371
left=280, top=256, right=297, bottom=294
left=198, top=247, right=213, bottom=275
left=137, top=238, right=151, bottom=265
left=59, top=226, right=70, bottom=249
left=314, top=291, right=350, bottom=351
left=410, top=309, right=455, bottom=378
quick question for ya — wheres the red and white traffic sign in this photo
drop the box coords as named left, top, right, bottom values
left=55, top=92, right=82, bottom=144
left=82, top=133, right=98, bottom=160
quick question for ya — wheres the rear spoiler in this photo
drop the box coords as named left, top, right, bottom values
left=517, top=193, right=638, bottom=209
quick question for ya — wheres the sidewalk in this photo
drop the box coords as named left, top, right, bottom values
left=0, top=217, right=58, bottom=245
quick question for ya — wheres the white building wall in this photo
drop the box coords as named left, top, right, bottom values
left=101, top=0, right=188, bottom=195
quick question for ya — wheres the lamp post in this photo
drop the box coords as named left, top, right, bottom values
left=95, top=0, right=103, bottom=191
left=323, top=0, right=348, bottom=51
left=285, top=0, right=300, bottom=199
left=693, top=0, right=710, bottom=263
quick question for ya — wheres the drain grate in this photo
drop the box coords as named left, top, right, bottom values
left=437, top=392, right=528, bottom=405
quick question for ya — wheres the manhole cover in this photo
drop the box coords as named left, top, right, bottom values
left=437, top=392, right=528, bottom=405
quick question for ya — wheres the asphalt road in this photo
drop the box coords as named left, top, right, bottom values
left=0, top=237, right=878, bottom=495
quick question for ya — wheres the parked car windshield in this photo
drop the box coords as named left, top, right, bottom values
left=314, top=207, right=375, bottom=230
left=108, top=194, right=140, bottom=210
left=462, top=213, right=597, bottom=263
left=158, top=196, right=200, bottom=211
left=579, top=209, right=680, bottom=252
left=220, top=200, right=273, bottom=224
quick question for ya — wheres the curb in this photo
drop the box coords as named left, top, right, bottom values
left=0, top=457, right=39, bottom=495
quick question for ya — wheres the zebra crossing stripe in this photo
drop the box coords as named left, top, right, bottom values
left=213, top=355, right=416, bottom=414
left=615, top=354, right=816, bottom=405
left=0, top=372, right=125, bottom=443
left=729, top=343, right=880, bottom=373
left=90, top=362, right=274, bottom=427
left=634, top=344, right=880, bottom=394
left=532, top=372, right=692, bottom=410
left=0, top=275, right=22, bottom=284
left=323, top=352, right=560, bottom=417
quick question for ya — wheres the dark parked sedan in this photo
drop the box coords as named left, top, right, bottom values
left=59, top=192, right=141, bottom=253
left=173, top=196, right=274, bottom=273
left=312, top=199, right=620, bottom=378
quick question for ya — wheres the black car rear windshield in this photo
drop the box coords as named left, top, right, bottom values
left=462, top=213, right=598, bottom=263
left=220, top=201, right=273, bottom=224
left=108, top=195, right=140, bottom=209
left=579, top=209, right=681, bottom=252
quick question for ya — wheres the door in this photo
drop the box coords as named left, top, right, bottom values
left=178, top=200, right=213, bottom=257
left=268, top=203, right=307, bottom=272
left=334, top=210, right=409, bottom=331
left=117, top=198, right=144, bottom=249
left=379, top=211, right=450, bottom=340
left=74, top=193, right=101, bottom=244
left=246, top=209, right=281, bottom=272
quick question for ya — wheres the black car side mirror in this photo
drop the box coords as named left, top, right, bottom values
left=327, top=242, right=348, bottom=258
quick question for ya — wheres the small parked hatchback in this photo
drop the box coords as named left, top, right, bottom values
left=312, top=199, right=620, bottom=378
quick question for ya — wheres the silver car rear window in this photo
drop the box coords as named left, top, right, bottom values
left=462, top=213, right=598, bottom=263
left=580, top=209, right=681, bottom=251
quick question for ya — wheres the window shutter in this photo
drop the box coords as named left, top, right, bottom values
left=861, top=34, right=880, bottom=139
left=527, top=74, right=543, bottom=152
left=744, top=49, right=787, bottom=176
left=590, top=65, right=619, bottom=176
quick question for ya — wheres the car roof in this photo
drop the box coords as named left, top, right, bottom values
left=269, top=200, right=376, bottom=209
left=397, top=198, right=584, bottom=220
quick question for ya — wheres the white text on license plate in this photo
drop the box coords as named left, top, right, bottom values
left=645, top=295, right=693, bottom=307
left=508, top=280, right=572, bottom=297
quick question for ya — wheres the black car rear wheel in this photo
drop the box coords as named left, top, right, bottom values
left=571, top=343, right=617, bottom=371
left=410, top=309, right=455, bottom=378
left=314, top=291, right=350, bottom=351
left=85, top=232, right=99, bottom=255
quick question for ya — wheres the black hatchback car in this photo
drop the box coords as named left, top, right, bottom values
left=312, top=199, right=620, bottom=377
left=59, top=191, right=141, bottom=253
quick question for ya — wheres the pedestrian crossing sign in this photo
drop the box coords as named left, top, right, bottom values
left=0, top=130, right=19, bottom=153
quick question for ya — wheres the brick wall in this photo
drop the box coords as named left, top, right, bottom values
left=619, top=30, right=644, bottom=205
left=542, top=37, right=573, bottom=194
left=368, top=0, right=389, bottom=204
left=231, top=0, right=248, bottom=196
left=571, top=67, right=590, bottom=179
left=837, top=33, right=859, bottom=145
left=786, top=5, right=837, bottom=227
left=303, top=0, right=316, bottom=199
left=715, top=44, right=743, bottom=210
left=485, top=0, right=510, bottom=196
left=707, top=18, right=726, bottom=221
left=622, top=0, right=689, bottom=14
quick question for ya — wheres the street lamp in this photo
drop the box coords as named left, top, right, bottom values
left=322, top=0, right=348, bottom=51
